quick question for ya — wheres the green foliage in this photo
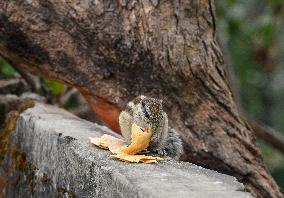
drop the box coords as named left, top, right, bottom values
left=0, top=58, right=16, bottom=78
left=261, top=140, right=284, bottom=188
left=43, top=79, right=65, bottom=97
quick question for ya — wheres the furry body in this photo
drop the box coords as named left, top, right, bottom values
left=119, top=95, right=183, bottom=159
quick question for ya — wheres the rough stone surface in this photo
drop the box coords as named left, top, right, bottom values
left=2, top=103, right=252, bottom=198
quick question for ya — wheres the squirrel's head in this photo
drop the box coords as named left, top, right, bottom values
left=133, top=96, right=164, bottom=129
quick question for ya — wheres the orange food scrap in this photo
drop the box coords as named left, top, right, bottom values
left=89, top=135, right=125, bottom=154
left=121, top=123, right=153, bottom=155
left=111, top=153, right=162, bottom=163
left=89, top=123, right=163, bottom=163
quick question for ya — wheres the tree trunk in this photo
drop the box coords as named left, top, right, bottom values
left=0, top=0, right=282, bottom=197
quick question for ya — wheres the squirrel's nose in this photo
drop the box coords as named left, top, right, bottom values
left=140, top=127, right=151, bottom=133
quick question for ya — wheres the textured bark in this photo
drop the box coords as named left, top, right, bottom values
left=0, top=0, right=282, bottom=197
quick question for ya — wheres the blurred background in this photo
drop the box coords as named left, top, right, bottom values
left=0, top=0, right=283, bottom=189
left=216, top=0, right=284, bottom=188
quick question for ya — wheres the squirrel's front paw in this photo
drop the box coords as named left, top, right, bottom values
left=152, top=149, right=167, bottom=156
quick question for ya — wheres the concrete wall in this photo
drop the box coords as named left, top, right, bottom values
left=0, top=103, right=252, bottom=198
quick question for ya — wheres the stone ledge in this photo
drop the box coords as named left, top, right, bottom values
left=2, top=103, right=252, bottom=197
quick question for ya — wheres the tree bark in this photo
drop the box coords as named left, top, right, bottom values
left=0, top=0, right=282, bottom=197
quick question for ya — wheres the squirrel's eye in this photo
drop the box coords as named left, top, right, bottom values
left=144, top=110, right=150, bottom=118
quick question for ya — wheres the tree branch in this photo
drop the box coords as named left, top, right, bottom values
left=248, top=118, right=284, bottom=154
left=2, top=57, right=37, bottom=93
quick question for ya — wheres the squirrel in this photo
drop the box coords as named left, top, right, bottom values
left=119, top=95, right=183, bottom=160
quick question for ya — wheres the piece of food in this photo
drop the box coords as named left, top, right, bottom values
left=111, top=153, right=163, bottom=163
left=89, top=123, right=163, bottom=163
left=121, top=123, right=153, bottom=155
left=89, top=135, right=125, bottom=154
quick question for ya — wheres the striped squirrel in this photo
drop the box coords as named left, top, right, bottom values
left=119, top=95, right=183, bottom=159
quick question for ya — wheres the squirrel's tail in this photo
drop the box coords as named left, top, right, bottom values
left=164, top=128, right=184, bottom=160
